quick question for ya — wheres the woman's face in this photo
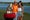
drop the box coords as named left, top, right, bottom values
left=19, top=3, right=21, bottom=5
left=19, top=3, right=22, bottom=7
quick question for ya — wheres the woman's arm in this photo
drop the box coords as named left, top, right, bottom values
left=22, top=6, right=24, bottom=14
left=22, top=6, right=24, bottom=17
left=21, top=3, right=24, bottom=14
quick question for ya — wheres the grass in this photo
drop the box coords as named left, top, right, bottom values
left=23, top=12, right=30, bottom=20
left=0, top=10, right=30, bottom=20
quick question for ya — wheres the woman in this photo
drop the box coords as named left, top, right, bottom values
left=18, top=1, right=24, bottom=20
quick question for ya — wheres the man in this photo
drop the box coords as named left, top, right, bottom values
left=12, top=1, right=18, bottom=20
left=4, top=4, right=13, bottom=20
left=18, top=1, right=24, bottom=20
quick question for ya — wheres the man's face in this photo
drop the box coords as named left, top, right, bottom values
left=15, top=3, right=17, bottom=4
left=14, top=2, right=17, bottom=5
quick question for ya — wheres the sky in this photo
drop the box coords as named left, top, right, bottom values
left=0, top=0, right=30, bottom=2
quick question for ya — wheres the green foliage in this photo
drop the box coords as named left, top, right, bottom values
left=0, top=10, right=6, bottom=13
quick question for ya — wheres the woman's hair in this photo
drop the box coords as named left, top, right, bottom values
left=21, top=3, right=23, bottom=6
left=19, top=1, right=23, bottom=6
left=18, top=2, right=20, bottom=8
left=19, top=1, right=22, bottom=3
left=18, top=1, right=23, bottom=8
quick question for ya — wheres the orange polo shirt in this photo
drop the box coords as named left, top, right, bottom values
left=12, top=4, right=18, bottom=13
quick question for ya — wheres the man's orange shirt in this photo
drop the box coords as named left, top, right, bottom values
left=12, top=4, right=18, bottom=13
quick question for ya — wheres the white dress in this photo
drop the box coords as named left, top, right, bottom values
left=18, top=8, right=22, bottom=11
left=18, top=8, right=22, bottom=16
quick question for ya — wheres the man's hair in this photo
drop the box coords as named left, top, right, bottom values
left=14, top=1, right=17, bottom=3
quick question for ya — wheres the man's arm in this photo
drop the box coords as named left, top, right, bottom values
left=12, top=4, right=14, bottom=10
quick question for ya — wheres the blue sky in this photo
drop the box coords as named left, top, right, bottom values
left=22, top=0, right=30, bottom=2
left=0, top=0, right=30, bottom=2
